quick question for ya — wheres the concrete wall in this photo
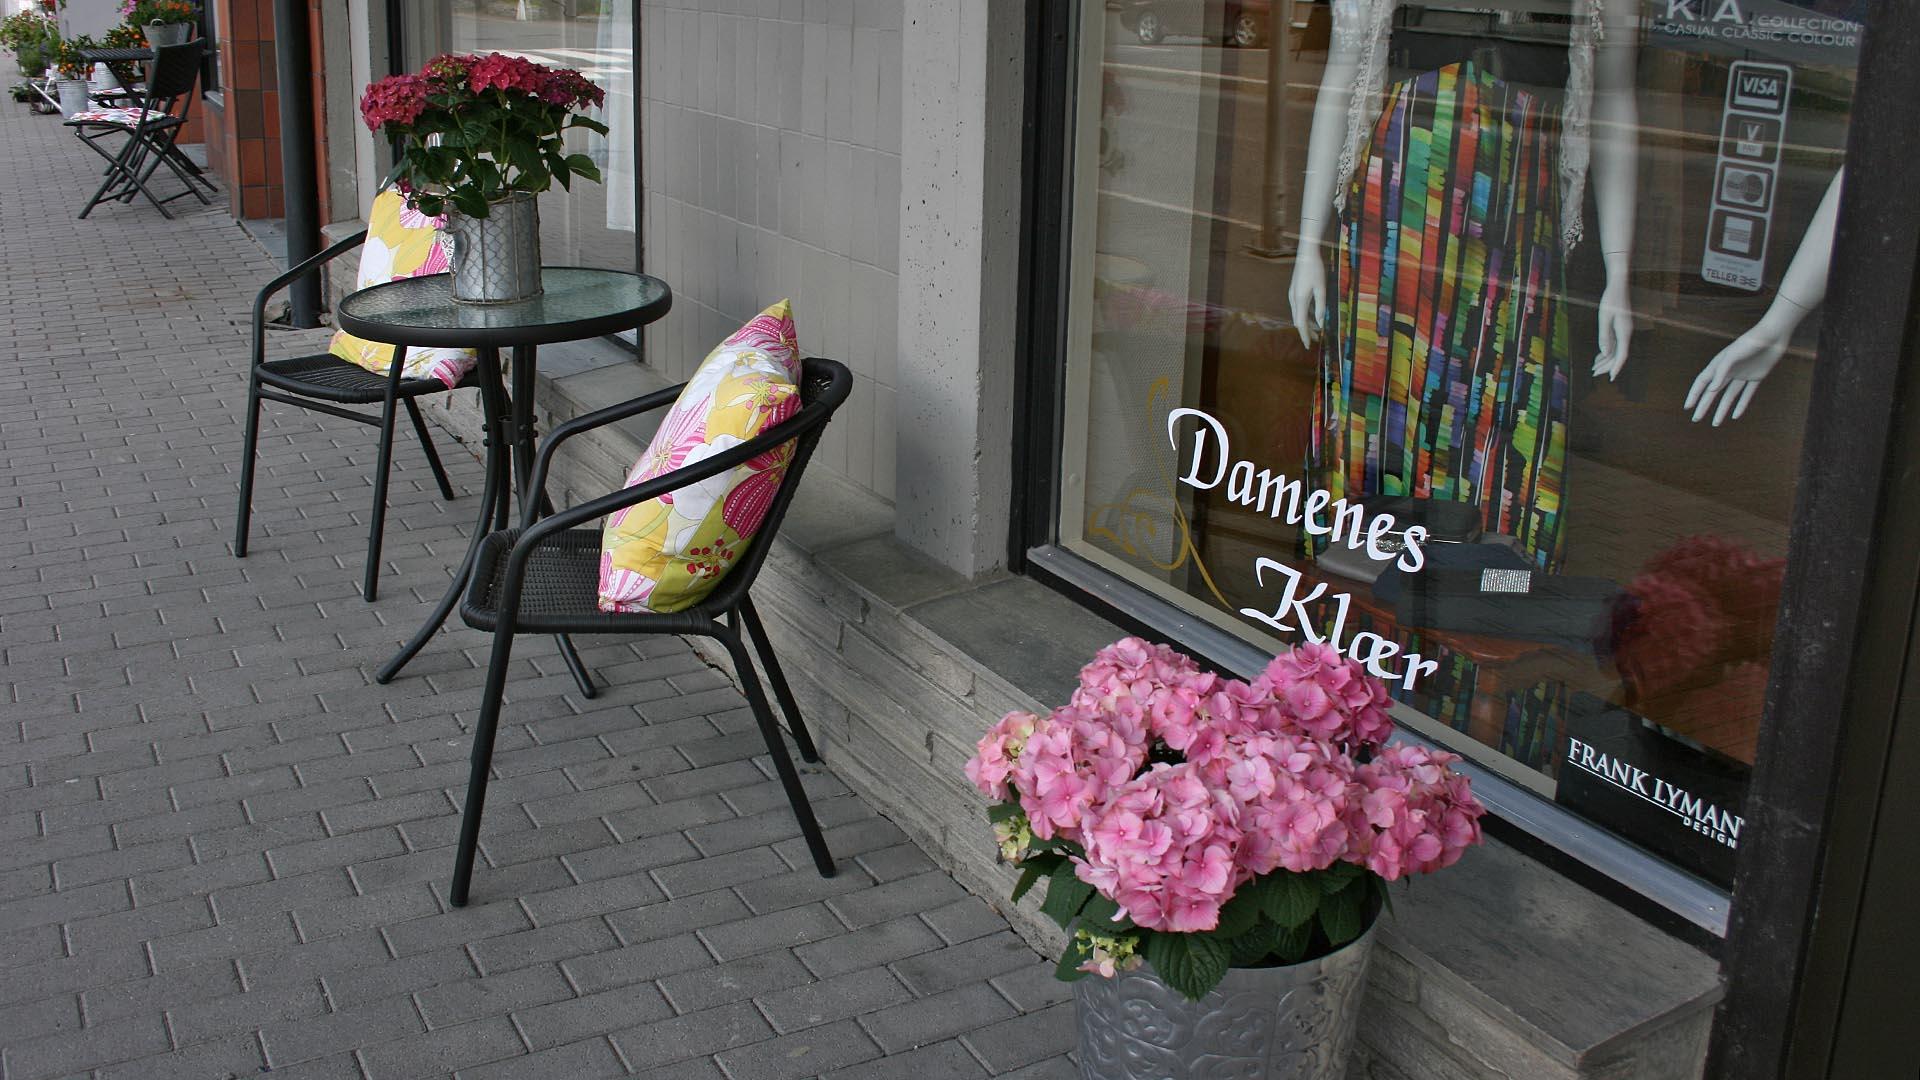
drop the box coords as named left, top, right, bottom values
left=639, top=0, right=904, bottom=503
left=58, top=0, right=122, bottom=39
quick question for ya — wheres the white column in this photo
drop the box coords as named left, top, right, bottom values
left=892, top=0, right=1025, bottom=578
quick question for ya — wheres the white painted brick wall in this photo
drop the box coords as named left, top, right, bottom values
left=641, top=0, right=903, bottom=502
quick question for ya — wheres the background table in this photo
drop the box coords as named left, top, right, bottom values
left=335, top=267, right=673, bottom=686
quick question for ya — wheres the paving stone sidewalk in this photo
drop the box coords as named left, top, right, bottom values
left=0, top=107, right=1072, bottom=1079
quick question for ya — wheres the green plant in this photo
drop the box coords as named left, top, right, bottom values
left=51, top=34, right=96, bottom=80
left=359, top=52, right=607, bottom=219
left=0, top=10, right=57, bottom=58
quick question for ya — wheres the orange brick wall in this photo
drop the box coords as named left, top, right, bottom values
left=197, top=0, right=331, bottom=224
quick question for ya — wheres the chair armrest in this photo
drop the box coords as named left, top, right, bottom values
left=251, top=229, right=368, bottom=366
left=496, top=403, right=825, bottom=620
left=522, top=381, right=687, bottom=524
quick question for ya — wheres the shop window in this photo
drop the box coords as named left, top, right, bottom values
left=400, top=0, right=637, bottom=273
left=1044, top=0, right=1864, bottom=921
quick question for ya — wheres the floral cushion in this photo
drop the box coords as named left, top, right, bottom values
left=598, top=301, right=803, bottom=613
left=326, top=190, right=476, bottom=389
left=65, top=106, right=161, bottom=126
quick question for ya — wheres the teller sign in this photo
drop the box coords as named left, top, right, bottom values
left=1702, top=61, right=1793, bottom=293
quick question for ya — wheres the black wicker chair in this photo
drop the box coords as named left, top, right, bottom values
left=65, top=40, right=216, bottom=219
left=447, top=357, right=853, bottom=907
left=233, top=229, right=475, bottom=602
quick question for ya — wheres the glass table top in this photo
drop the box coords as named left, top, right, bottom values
left=336, top=267, right=673, bottom=348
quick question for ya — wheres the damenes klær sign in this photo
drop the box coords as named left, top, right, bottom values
left=1166, top=408, right=1441, bottom=692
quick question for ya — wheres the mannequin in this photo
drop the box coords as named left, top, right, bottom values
left=1685, top=169, right=1843, bottom=426
left=1288, top=0, right=1640, bottom=571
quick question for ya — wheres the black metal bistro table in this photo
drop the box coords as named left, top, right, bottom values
left=76, top=46, right=153, bottom=100
left=336, top=267, right=673, bottom=688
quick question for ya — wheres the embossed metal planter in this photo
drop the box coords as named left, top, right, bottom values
left=1074, top=923, right=1376, bottom=1080
left=447, top=191, right=543, bottom=304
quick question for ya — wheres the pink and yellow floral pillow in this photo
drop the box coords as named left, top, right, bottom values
left=327, top=189, right=476, bottom=389
left=597, top=301, right=803, bottom=613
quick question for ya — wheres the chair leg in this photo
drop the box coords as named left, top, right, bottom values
left=450, top=628, right=517, bottom=907
left=738, top=597, right=821, bottom=763
left=233, top=376, right=263, bottom=558
left=404, top=397, right=457, bottom=501
left=362, top=390, right=400, bottom=603
left=555, top=635, right=598, bottom=699
left=76, top=133, right=138, bottom=219
left=721, top=629, right=834, bottom=878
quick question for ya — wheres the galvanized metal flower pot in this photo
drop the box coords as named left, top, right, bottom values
left=1074, top=922, right=1376, bottom=1080
left=55, top=79, right=89, bottom=119
left=143, top=22, right=190, bottom=47
left=447, top=191, right=543, bottom=304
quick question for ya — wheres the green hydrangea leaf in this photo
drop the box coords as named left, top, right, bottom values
left=1214, top=890, right=1261, bottom=939
left=1039, top=859, right=1094, bottom=928
left=1318, top=881, right=1368, bottom=947
left=1253, top=873, right=1320, bottom=929
left=1144, top=931, right=1230, bottom=1002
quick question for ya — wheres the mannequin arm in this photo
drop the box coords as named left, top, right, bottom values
left=1686, top=168, right=1843, bottom=425
left=1590, top=0, right=1640, bottom=380
left=1286, top=1, right=1364, bottom=349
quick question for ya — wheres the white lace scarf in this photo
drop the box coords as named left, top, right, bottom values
left=1330, top=0, right=1605, bottom=250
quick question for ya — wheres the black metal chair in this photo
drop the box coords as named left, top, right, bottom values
left=446, top=357, right=854, bottom=907
left=233, top=229, right=475, bottom=602
left=65, top=40, right=216, bottom=219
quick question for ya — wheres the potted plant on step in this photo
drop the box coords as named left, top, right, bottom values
left=358, top=51, right=606, bottom=303
left=122, top=0, right=197, bottom=48
left=50, top=34, right=95, bottom=118
left=967, top=638, right=1486, bottom=1080
left=1, top=9, right=56, bottom=78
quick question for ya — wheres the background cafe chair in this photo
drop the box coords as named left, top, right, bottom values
left=64, top=40, right=215, bottom=219
left=446, top=357, right=853, bottom=907
left=233, top=190, right=479, bottom=603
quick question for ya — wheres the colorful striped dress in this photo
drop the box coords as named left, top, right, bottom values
left=1313, top=60, right=1572, bottom=572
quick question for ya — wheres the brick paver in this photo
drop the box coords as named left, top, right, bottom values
left=0, top=108, right=1070, bottom=1078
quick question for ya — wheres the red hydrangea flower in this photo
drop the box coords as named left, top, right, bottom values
left=467, top=52, right=544, bottom=95
left=359, top=74, right=431, bottom=131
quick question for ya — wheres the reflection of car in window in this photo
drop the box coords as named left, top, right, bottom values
left=1111, top=1, right=1272, bottom=47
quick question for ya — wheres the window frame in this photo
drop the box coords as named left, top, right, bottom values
left=381, top=0, right=646, bottom=322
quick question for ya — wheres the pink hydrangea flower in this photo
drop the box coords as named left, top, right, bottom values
left=1008, top=703, right=1149, bottom=843
left=1262, top=643, right=1395, bottom=750
left=1074, top=763, right=1243, bottom=932
left=1070, top=636, right=1200, bottom=712
left=1185, top=731, right=1355, bottom=877
left=965, top=711, right=1040, bottom=802
left=1348, top=744, right=1485, bottom=880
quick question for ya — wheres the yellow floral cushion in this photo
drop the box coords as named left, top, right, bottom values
left=327, top=190, right=476, bottom=388
left=598, top=301, right=803, bottom=613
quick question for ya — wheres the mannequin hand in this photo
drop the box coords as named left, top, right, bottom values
left=1686, top=316, right=1792, bottom=426
left=1289, top=247, right=1328, bottom=351
left=1593, top=279, right=1633, bottom=380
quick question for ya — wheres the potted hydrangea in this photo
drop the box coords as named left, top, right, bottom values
left=358, top=52, right=606, bottom=303
left=967, top=638, right=1485, bottom=1080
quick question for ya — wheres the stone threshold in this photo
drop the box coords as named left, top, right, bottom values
left=409, top=335, right=1723, bottom=1080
